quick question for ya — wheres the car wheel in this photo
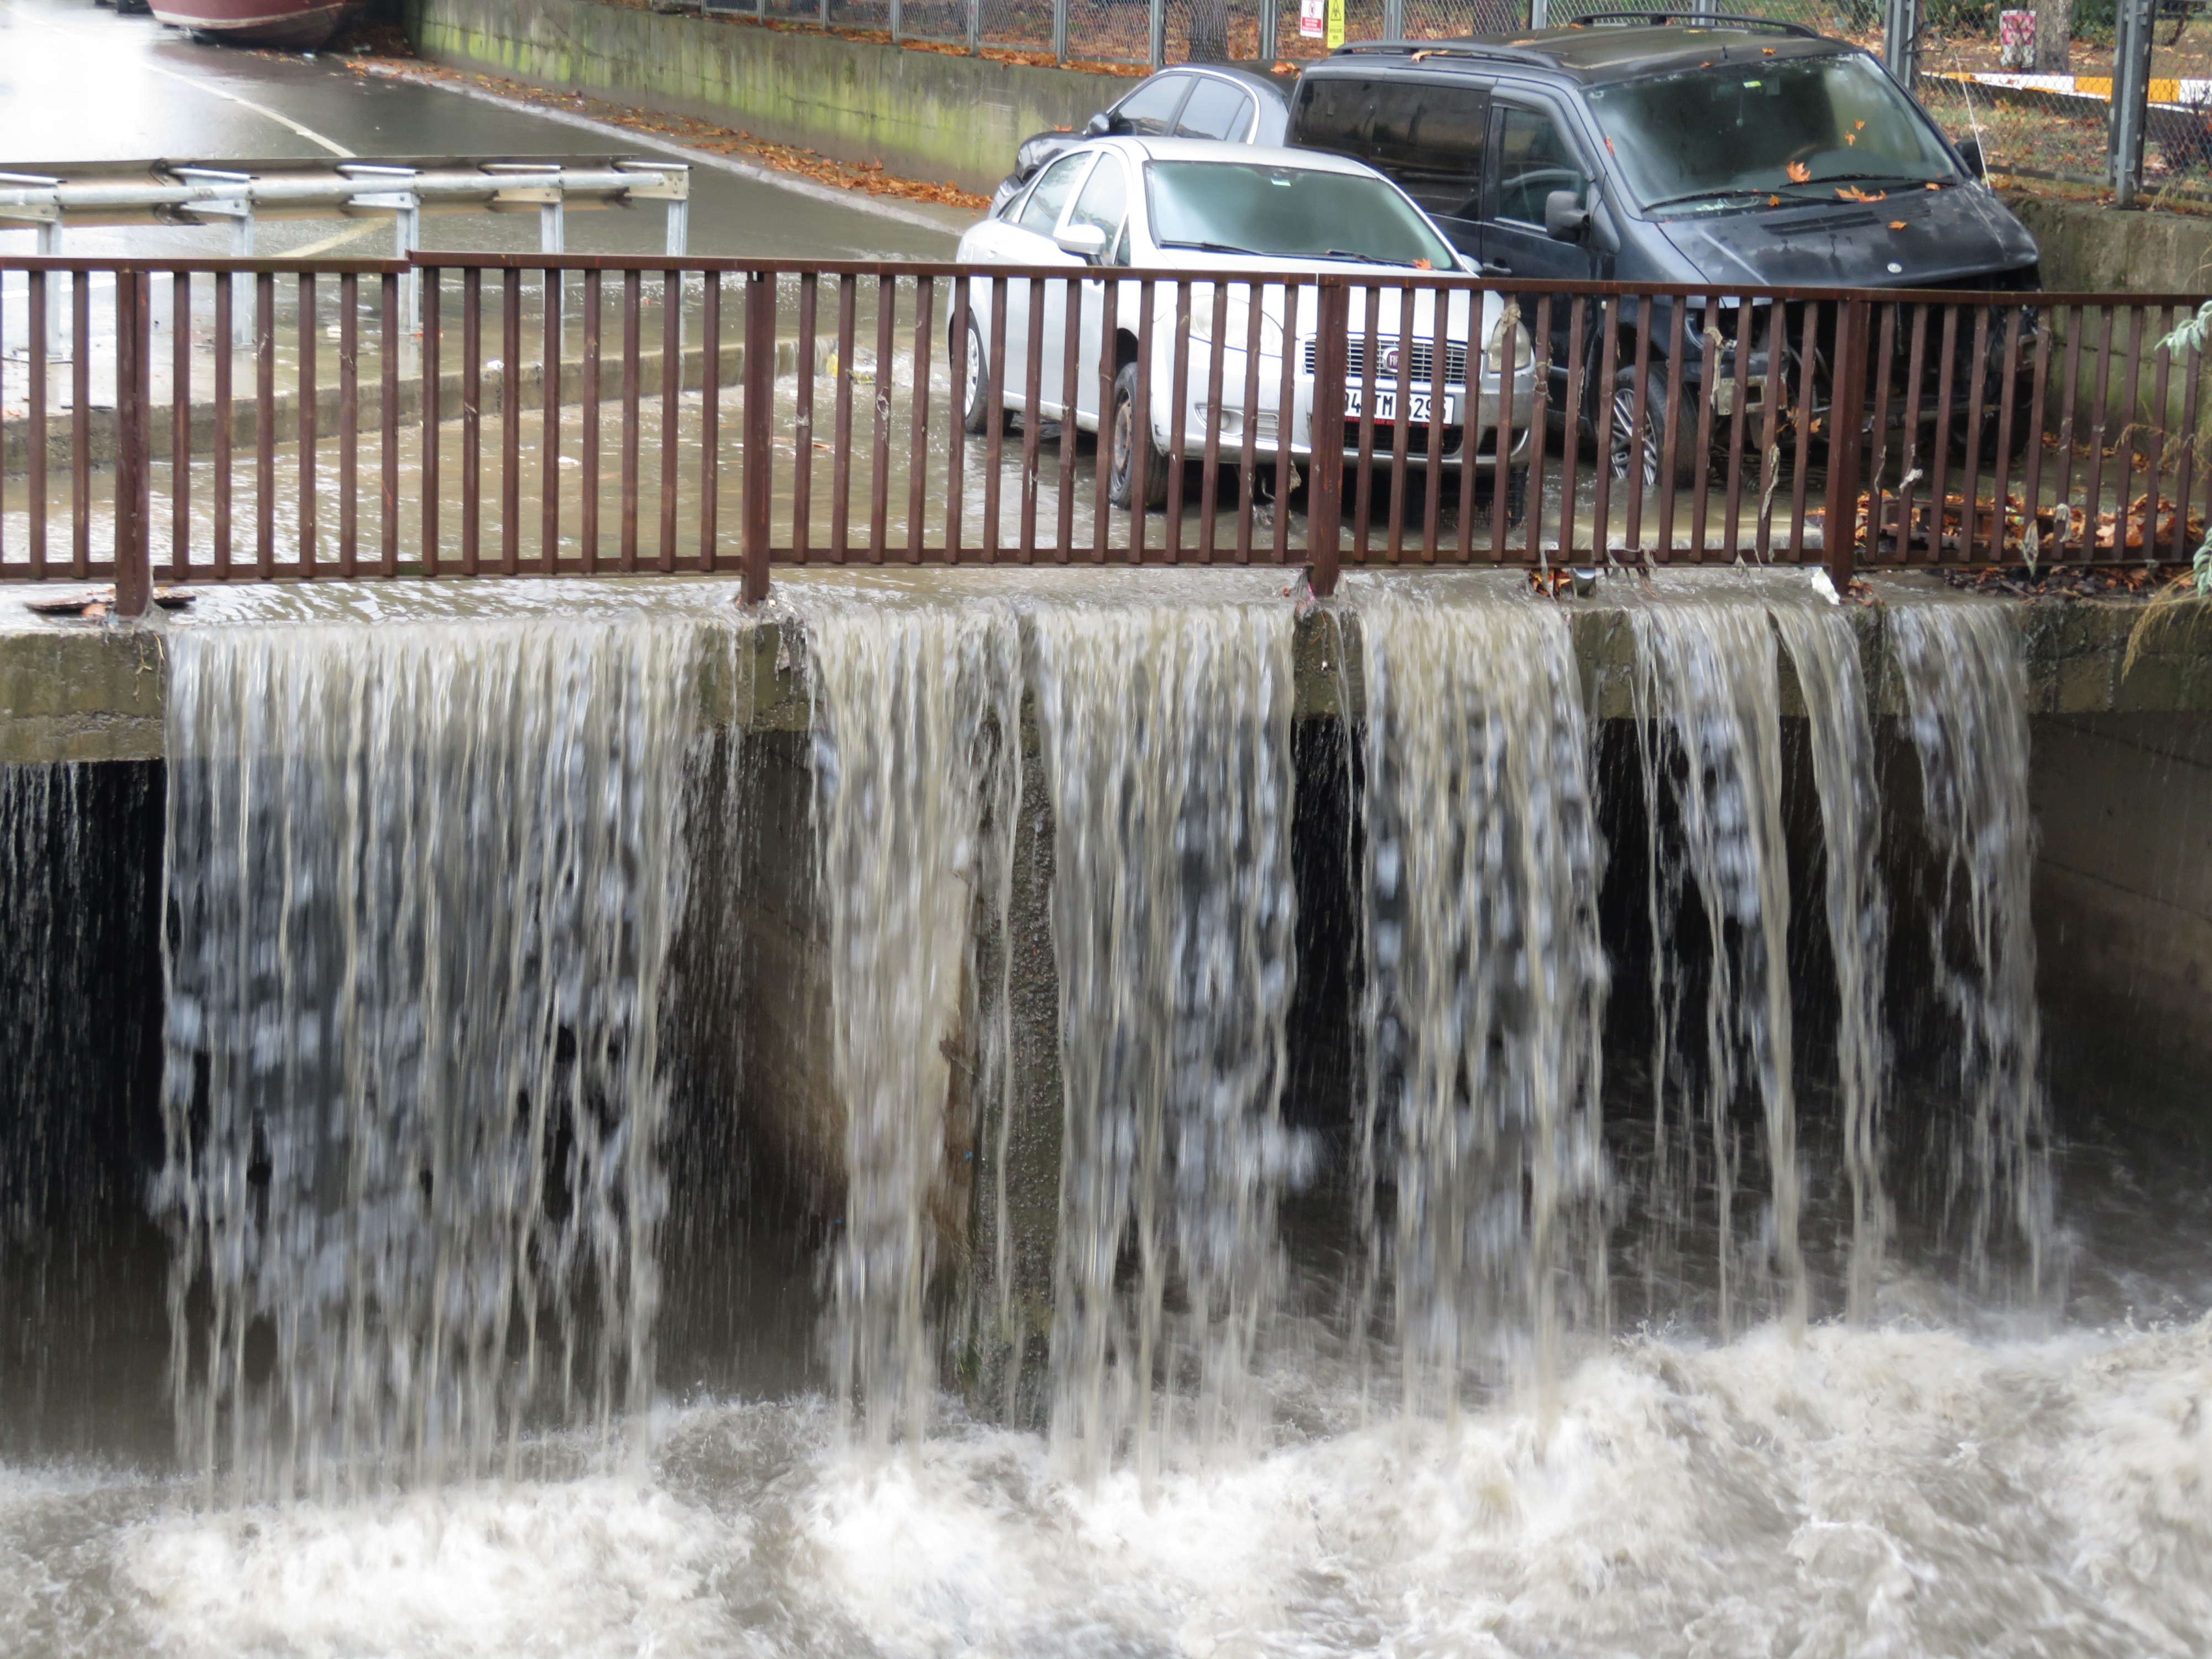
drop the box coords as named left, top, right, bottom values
left=1108, top=361, right=1169, bottom=511
left=1609, top=362, right=1698, bottom=489
left=959, top=314, right=1001, bottom=437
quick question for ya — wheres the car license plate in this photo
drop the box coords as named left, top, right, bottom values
left=1345, top=387, right=1455, bottom=425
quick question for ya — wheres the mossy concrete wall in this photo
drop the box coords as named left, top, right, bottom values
left=401, top=0, right=1119, bottom=197
left=2004, top=190, right=2212, bottom=296
left=1998, top=192, right=2212, bottom=437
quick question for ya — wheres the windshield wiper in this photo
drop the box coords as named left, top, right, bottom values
left=1322, top=248, right=1401, bottom=265
left=1641, top=187, right=1783, bottom=212
left=1806, top=171, right=1945, bottom=188
left=1157, top=238, right=1267, bottom=256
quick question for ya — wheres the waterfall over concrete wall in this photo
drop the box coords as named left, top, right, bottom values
left=1892, top=601, right=2053, bottom=1302
left=1032, top=599, right=1302, bottom=1477
left=157, top=613, right=705, bottom=1498
left=1628, top=596, right=1809, bottom=1337
left=1346, top=579, right=1608, bottom=1419
left=796, top=593, right=1022, bottom=1450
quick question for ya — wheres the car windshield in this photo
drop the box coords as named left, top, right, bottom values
left=1585, top=53, right=1960, bottom=215
left=1142, top=159, right=1455, bottom=267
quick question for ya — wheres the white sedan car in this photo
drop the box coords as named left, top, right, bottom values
left=954, top=137, right=1535, bottom=512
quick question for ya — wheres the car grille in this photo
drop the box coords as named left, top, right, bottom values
left=1302, top=337, right=1470, bottom=384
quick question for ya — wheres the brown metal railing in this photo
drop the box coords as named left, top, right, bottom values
left=2, top=255, right=2205, bottom=614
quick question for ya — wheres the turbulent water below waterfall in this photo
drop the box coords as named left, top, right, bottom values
left=3, top=572, right=2211, bottom=1658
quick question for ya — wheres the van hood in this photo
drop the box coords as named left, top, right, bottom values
left=1652, top=182, right=2038, bottom=289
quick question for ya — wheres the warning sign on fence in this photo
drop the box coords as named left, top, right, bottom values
left=1300, top=0, right=1324, bottom=38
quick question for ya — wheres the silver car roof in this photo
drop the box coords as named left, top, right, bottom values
left=1067, top=136, right=1392, bottom=180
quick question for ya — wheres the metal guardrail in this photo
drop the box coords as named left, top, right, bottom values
left=1, top=254, right=2205, bottom=614
left=0, top=158, right=693, bottom=257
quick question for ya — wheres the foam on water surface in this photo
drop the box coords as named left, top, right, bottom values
left=3, top=1315, right=2208, bottom=1657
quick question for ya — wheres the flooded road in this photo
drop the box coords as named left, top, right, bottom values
left=0, top=0, right=967, bottom=262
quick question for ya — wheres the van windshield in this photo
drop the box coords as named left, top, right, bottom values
left=1585, top=53, right=1960, bottom=216
left=1143, top=159, right=1456, bottom=267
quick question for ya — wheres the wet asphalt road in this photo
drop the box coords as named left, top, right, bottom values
left=0, top=0, right=970, bottom=261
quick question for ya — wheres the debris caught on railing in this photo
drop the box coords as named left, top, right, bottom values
left=1939, top=564, right=2193, bottom=599
left=1860, top=491, right=2204, bottom=560
left=21, top=587, right=194, bottom=618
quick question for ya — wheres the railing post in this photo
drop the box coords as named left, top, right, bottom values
left=742, top=271, right=775, bottom=605
left=2111, top=0, right=2154, bottom=207
left=1821, top=295, right=1871, bottom=594
left=1307, top=275, right=1349, bottom=598
left=1882, top=0, right=1918, bottom=88
left=113, top=268, right=152, bottom=619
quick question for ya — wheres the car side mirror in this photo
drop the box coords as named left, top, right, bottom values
left=1957, top=135, right=1986, bottom=179
left=1054, top=223, right=1110, bottom=262
left=1545, top=190, right=1590, bottom=243
left=1086, top=110, right=1111, bottom=137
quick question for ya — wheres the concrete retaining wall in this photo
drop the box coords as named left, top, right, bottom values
left=2004, top=190, right=2212, bottom=297
left=400, top=0, right=1118, bottom=197
left=2034, top=711, right=2212, bottom=1149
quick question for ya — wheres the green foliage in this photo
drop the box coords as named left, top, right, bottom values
left=2158, top=300, right=2212, bottom=359
left=1924, top=0, right=1995, bottom=33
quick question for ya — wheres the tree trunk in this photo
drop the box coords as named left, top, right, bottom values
left=1187, top=0, right=1231, bottom=61
left=2033, top=0, right=2073, bottom=74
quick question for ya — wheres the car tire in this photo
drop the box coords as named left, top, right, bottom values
left=1609, top=362, right=1699, bottom=489
left=959, top=314, right=1001, bottom=437
left=1108, top=361, right=1169, bottom=512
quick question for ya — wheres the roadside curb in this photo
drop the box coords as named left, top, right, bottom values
left=358, top=62, right=975, bottom=240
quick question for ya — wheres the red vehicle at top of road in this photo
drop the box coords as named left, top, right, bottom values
left=145, top=0, right=359, bottom=51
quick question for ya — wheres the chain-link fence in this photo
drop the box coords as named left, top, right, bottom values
left=702, top=0, right=2193, bottom=206
left=1903, top=0, right=2212, bottom=202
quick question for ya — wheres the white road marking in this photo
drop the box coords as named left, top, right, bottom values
left=0, top=0, right=356, bottom=157
left=276, top=216, right=387, bottom=258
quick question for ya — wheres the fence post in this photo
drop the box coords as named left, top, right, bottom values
left=742, top=272, right=775, bottom=604
left=1149, top=0, right=1165, bottom=70
left=1820, top=296, right=1870, bottom=594
left=113, top=268, right=153, bottom=619
left=968, top=0, right=981, bottom=54
left=891, top=0, right=901, bottom=44
left=2111, top=0, right=2153, bottom=206
left=1881, top=0, right=1918, bottom=87
left=1383, top=0, right=1402, bottom=35
left=1052, top=0, right=1066, bottom=64
left=1307, top=276, right=1349, bottom=598
left=1257, top=0, right=1277, bottom=60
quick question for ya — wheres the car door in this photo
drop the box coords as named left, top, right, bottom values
left=972, top=151, right=1093, bottom=415
left=1107, top=72, right=1194, bottom=137
left=1173, top=75, right=1258, bottom=144
left=1364, top=76, right=1490, bottom=260
left=1479, top=94, right=1603, bottom=403
left=1062, top=150, right=1132, bottom=428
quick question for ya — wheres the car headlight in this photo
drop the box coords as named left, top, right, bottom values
left=1484, top=309, right=1535, bottom=377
